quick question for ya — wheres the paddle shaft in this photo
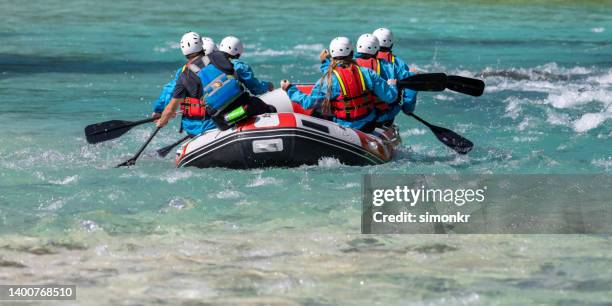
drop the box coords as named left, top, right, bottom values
left=398, top=73, right=447, bottom=92
left=116, top=127, right=161, bottom=167
left=408, top=113, right=432, bottom=128
left=133, top=127, right=160, bottom=158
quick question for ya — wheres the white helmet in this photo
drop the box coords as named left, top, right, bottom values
left=356, top=33, right=380, bottom=55
left=219, top=36, right=244, bottom=57
left=201, top=37, right=217, bottom=55
left=373, top=28, right=394, bottom=48
left=329, top=36, right=353, bottom=58
left=180, top=32, right=203, bottom=56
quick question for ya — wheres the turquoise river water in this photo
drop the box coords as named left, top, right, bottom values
left=0, top=0, right=611, bottom=305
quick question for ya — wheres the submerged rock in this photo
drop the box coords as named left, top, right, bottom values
left=0, top=258, right=27, bottom=268
left=412, top=243, right=458, bottom=254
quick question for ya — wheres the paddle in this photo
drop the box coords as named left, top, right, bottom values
left=85, top=117, right=155, bottom=144
left=446, top=75, right=485, bottom=97
left=408, top=113, right=473, bottom=154
left=398, top=73, right=447, bottom=92
left=156, top=135, right=191, bottom=158
left=400, top=71, right=485, bottom=97
left=116, top=127, right=161, bottom=168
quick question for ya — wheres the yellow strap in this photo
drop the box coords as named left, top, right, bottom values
left=355, top=66, right=367, bottom=91
left=375, top=59, right=381, bottom=75
left=181, top=64, right=187, bottom=73
left=332, top=69, right=347, bottom=96
left=392, top=55, right=395, bottom=64
left=333, top=66, right=367, bottom=95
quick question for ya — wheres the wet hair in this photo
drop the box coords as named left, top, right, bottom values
left=321, top=53, right=356, bottom=115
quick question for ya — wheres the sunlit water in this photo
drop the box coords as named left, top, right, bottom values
left=0, top=0, right=611, bottom=305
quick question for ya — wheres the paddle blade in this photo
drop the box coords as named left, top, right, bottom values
left=156, top=136, right=191, bottom=158
left=156, top=146, right=175, bottom=158
left=398, top=73, right=447, bottom=91
left=446, top=75, right=485, bottom=97
left=115, top=158, right=136, bottom=168
left=429, top=124, right=474, bottom=154
left=84, top=117, right=155, bottom=144
left=85, top=120, right=134, bottom=144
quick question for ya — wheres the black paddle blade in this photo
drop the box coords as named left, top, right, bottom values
left=115, top=158, right=136, bottom=168
left=429, top=124, right=474, bottom=154
left=398, top=73, right=447, bottom=91
left=85, top=120, right=133, bottom=144
left=446, top=75, right=485, bottom=97
left=156, top=145, right=175, bottom=158
left=84, top=117, right=156, bottom=144
left=156, top=136, right=190, bottom=158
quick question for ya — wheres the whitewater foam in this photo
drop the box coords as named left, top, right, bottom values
left=433, top=94, right=455, bottom=101
left=245, top=44, right=324, bottom=58
left=215, top=190, right=244, bottom=200
left=480, top=63, right=612, bottom=134
left=317, top=157, right=344, bottom=168
left=512, top=136, right=538, bottom=143
left=49, top=175, right=79, bottom=185
left=401, top=128, right=427, bottom=137
left=80, top=220, right=101, bottom=232
left=293, top=43, right=324, bottom=51
left=504, top=97, right=526, bottom=120
left=546, top=89, right=612, bottom=109
left=247, top=176, right=283, bottom=187
left=482, top=63, right=593, bottom=81
left=162, top=170, right=195, bottom=184
left=591, top=157, right=612, bottom=171
left=546, top=109, right=571, bottom=127
left=573, top=112, right=610, bottom=133
left=588, top=70, right=612, bottom=85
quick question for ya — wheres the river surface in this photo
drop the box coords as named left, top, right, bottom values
left=0, top=0, right=611, bottom=305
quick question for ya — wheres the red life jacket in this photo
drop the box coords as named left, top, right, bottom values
left=179, top=58, right=206, bottom=120
left=331, top=64, right=375, bottom=121
left=376, top=50, right=395, bottom=64
left=181, top=97, right=206, bottom=120
left=355, top=57, right=381, bottom=75
left=355, top=57, right=390, bottom=112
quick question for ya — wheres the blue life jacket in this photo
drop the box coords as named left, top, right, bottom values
left=187, top=51, right=246, bottom=117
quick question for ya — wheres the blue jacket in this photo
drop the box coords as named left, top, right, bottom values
left=152, top=67, right=216, bottom=136
left=381, top=53, right=417, bottom=121
left=320, top=55, right=417, bottom=122
left=153, top=59, right=271, bottom=135
left=152, top=67, right=181, bottom=113
left=231, top=59, right=272, bottom=95
left=287, top=64, right=398, bottom=130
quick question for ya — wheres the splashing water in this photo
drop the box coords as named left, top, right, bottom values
left=0, top=0, right=611, bottom=305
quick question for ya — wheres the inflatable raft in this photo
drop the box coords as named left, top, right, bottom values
left=175, top=87, right=402, bottom=169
